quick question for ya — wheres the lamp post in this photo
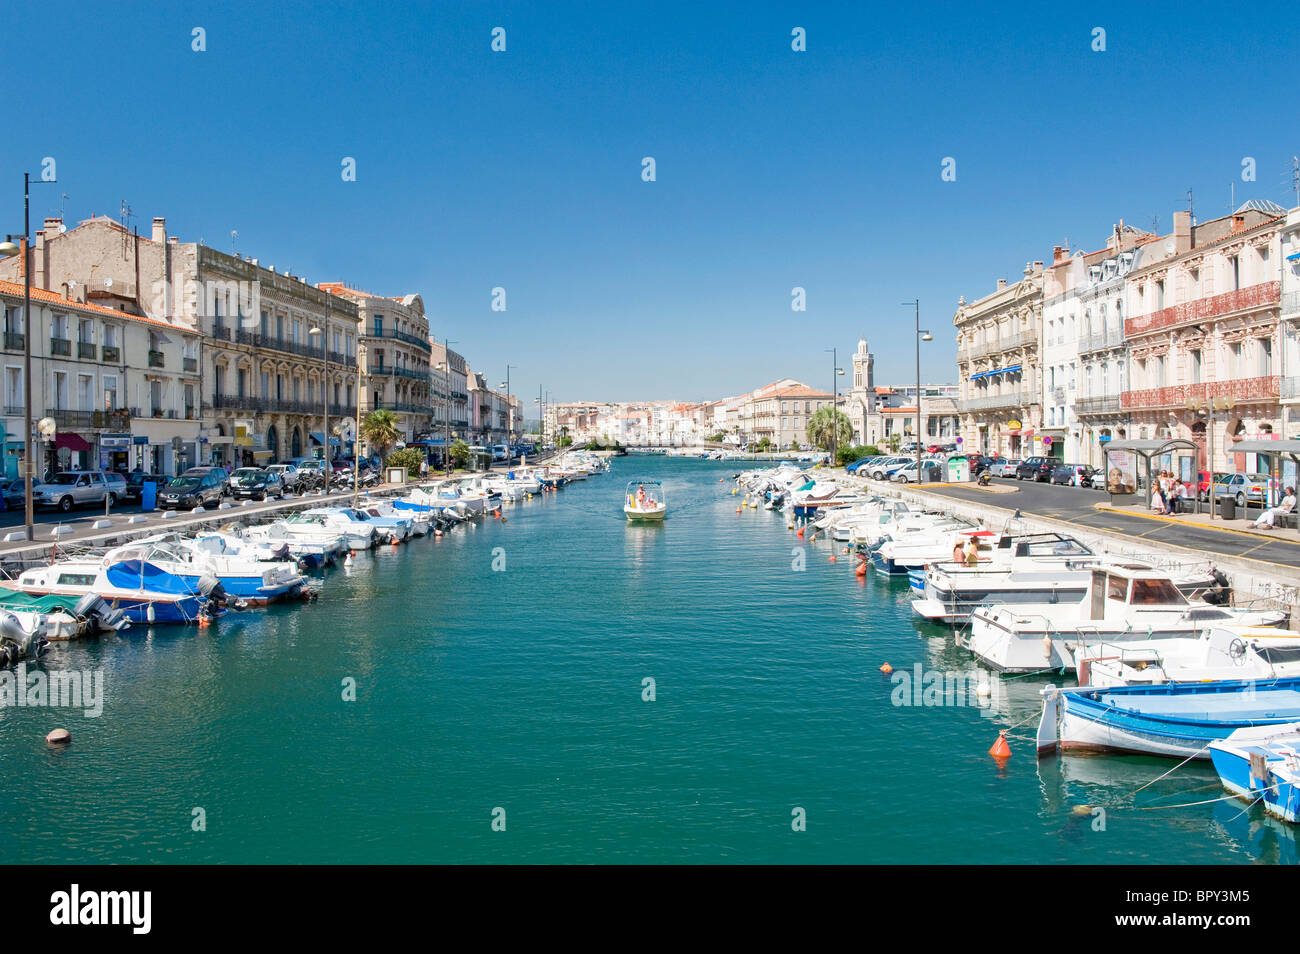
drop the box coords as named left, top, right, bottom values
left=0, top=172, right=55, bottom=542
left=354, top=343, right=365, bottom=505
left=903, top=300, right=933, bottom=483
left=500, top=364, right=516, bottom=460
left=824, top=348, right=845, bottom=465
left=308, top=322, right=328, bottom=468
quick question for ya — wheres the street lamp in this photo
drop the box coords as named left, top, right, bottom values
left=0, top=172, right=56, bottom=542
left=308, top=324, right=328, bottom=467
left=825, top=348, right=845, bottom=465
left=904, top=300, right=932, bottom=482
left=500, top=363, right=516, bottom=459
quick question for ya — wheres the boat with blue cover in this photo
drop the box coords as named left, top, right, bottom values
left=1037, top=676, right=1300, bottom=760
left=15, top=557, right=213, bottom=624
left=1210, top=723, right=1300, bottom=823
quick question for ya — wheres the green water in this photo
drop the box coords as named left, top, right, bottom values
left=0, top=457, right=1290, bottom=864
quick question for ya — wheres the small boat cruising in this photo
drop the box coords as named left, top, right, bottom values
left=624, top=480, right=666, bottom=521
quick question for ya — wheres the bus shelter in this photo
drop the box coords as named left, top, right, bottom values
left=1230, top=439, right=1300, bottom=509
left=1102, top=439, right=1201, bottom=511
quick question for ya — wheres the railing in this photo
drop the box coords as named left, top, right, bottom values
left=3, top=333, right=23, bottom=351
left=101, top=345, right=120, bottom=363
left=148, top=350, right=165, bottom=368
left=3, top=406, right=21, bottom=416
left=364, top=401, right=433, bottom=414
left=211, top=323, right=231, bottom=341
left=1121, top=375, right=1281, bottom=410
left=77, top=341, right=96, bottom=360
left=1283, top=290, right=1300, bottom=317
left=183, top=357, right=198, bottom=372
left=364, top=327, right=432, bottom=352
left=1074, top=394, right=1122, bottom=415
left=1282, top=376, right=1300, bottom=401
left=370, top=365, right=428, bottom=382
left=958, top=390, right=1027, bottom=412
left=51, top=409, right=95, bottom=429
left=1077, top=327, right=1125, bottom=353
left=50, top=338, right=71, bottom=356
left=210, top=393, right=358, bottom=418
left=960, top=329, right=1038, bottom=362
left=1125, top=281, right=1280, bottom=337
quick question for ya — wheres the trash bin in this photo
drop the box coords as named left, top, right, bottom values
left=1219, top=496, right=1235, bottom=520
left=141, top=480, right=158, bottom=511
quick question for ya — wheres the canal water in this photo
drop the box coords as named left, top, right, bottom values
left=0, top=456, right=1289, bottom=864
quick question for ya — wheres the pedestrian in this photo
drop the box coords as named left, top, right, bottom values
left=1150, top=482, right=1167, bottom=515
left=1253, top=486, right=1297, bottom=530
left=419, top=457, right=428, bottom=479
left=952, top=539, right=964, bottom=564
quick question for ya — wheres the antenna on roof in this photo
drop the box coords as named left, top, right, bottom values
left=1185, top=187, right=1195, bottom=225
left=119, top=199, right=135, bottom=256
left=231, top=230, right=238, bottom=255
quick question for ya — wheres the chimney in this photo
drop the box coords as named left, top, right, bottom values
left=1032, top=260, right=1043, bottom=275
left=1232, top=214, right=1246, bottom=233
left=1174, top=210, right=1192, bottom=254
left=43, top=217, right=63, bottom=235
left=152, top=217, right=167, bottom=244
left=996, top=278, right=1008, bottom=291
left=1053, top=245, right=1067, bottom=264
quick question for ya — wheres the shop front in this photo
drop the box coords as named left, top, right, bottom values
left=98, top=433, right=133, bottom=473
left=130, top=418, right=201, bottom=478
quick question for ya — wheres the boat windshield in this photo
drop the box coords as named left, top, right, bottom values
left=1128, top=578, right=1186, bottom=605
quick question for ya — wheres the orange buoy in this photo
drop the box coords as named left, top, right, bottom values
left=796, top=527, right=805, bottom=538
left=198, top=615, right=211, bottom=628
left=989, top=731, right=1012, bottom=760
left=879, top=663, right=893, bottom=674
left=855, top=562, right=867, bottom=577
left=829, top=555, right=837, bottom=562
left=736, top=507, right=742, bottom=513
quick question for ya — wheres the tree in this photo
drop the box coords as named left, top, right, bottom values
left=385, top=446, right=425, bottom=479
left=361, top=409, right=401, bottom=462
left=806, top=407, right=853, bottom=453
left=450, top=439, right=470, bottom=469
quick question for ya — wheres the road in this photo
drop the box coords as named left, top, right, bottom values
left=917, top=476, right=1300, bottom=570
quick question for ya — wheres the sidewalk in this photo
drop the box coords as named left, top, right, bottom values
left=1093, top=501, right=1300, bottom=547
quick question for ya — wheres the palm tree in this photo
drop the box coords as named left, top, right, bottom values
left=806, top=407, right=853, bottom=453
left=361, top=409, right=401, bottom=462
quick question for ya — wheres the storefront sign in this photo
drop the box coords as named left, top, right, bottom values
left=1007, top=419, right=1022, bottom=431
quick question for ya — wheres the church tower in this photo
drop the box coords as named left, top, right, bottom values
left=848, top=337, right=875, bottom=444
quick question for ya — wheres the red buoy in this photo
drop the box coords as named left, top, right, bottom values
left=989, top=731, right=1012, bottom=760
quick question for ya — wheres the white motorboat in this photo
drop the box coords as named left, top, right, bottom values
left=964, top=563, right=1288, bottom=673
left=286, top=509, right=378, bottom=550
left=239, top=521, right=347, bottom=568
left=1074, top=625, right=1300, bottom=687
left=624, top=480, right=666, bottom=521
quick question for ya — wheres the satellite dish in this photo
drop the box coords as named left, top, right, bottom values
left=37, top=417, right=57, bottom=437
left=104, top=278, right=113, bottom=288
left=1164, top=239, right=1174, bottom=253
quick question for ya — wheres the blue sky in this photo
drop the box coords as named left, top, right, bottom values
left=6, top=0, right=1298, bottom=405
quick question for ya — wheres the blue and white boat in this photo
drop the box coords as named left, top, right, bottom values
left=107, top=537, right=306, bottom=605
left=1210, top=723, right=1300, bottom=824
left=1037, top=677, right=1300, bottom=760
left=15, top=557, right=212, bottom=625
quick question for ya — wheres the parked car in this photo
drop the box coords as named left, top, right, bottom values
left=158, top=473, right=224, bottom=510
left=969, top=455, right=996, bottom=476
left=987, top=458, right=1021, bottom=478
left=266, top=463, right=303, bottom=492
left=1015, top=457, right=1054, bottom=481
left=1051, top=463, right=1095, bottom=486
left=228, top=467, right=263, bottom=495
left=32, top=471, right=122, bottom=512
left=1197, top=471, right=1227, bottom=502
left=120, top=470, right=151, bottom=502
left=866, top=456, right=911, bottom=480
left=182, top=466, right=231, bottom=496
left=1212, top=472, right=1277, bottom=508
left=232, top=469, right=285, bottom=501
left=845, top=456, right=882, bottom=474
left=0, top=478, right=26, bottom=510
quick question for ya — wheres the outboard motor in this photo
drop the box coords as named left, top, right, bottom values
left=73, top=592, right=131, bottom=633
left=0, top=610, right=46, bottom=667
left=196, top=573, right=230, bottom=615
left=1202, top=567, right=1232, bottom=606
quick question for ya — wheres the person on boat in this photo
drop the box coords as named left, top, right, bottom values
left=964, top=537, right=979, bottom=566
left=952, top=540, right=964, bottom=565
left=1253, top=486, right=1297, bottom=530
left=636, top=484, right=647, bottom=510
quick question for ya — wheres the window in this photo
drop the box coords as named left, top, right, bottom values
left=149, top=380, right=162, bottom=415
left=373, top=315, right=383, bottom=336
left=236, top=369, right=246, bottom=397
left=77, top=374, right=93, bottom=410
left=1230, top=255, right=1240, bottom=291
left=51, top=313, right=68, bottom=339
left=52, top=371, right=68, bottom=410
left=1231, top=342, right=1243, bottom=377
left=260, top=310, right=269, bottom=337
left=1155, top=280, right=1164, bottom=310
left=260, top=372, right=270, bottom=398
left=1260, top=338, right=1273, bottom=377
left=1190, top=349, right=1202, bottom=384
left=5, top=367, right=21, bottom=409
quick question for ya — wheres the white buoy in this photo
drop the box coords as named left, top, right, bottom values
left=344, top=551, right=355, bottom=567
left=146, top=603, right=156, bottom=624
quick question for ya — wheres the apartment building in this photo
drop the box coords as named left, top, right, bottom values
left=0, top=279, right=202, bottom=478
left=1123, top=202, right=1286, bottom=476
left=1279, top=207, right=1300, bottom=437
left=319, top=284, right=432, bottom=443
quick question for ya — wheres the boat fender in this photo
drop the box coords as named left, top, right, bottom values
left=1042, top=635, right=1053, bottom=661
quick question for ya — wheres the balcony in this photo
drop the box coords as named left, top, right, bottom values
left=958, top=390, right=1029, bottom=413
left=1125, top=281, right=1281, bottom=338
left=77, top=341, right=96, bottom=360
left=364, top=327, right=432, bottom=352
left=211, top=322, right=231, bottom=341
left=50, top=337, right=71, bottom=356
left=1074, top=394, right=1122, bottom=416
left=183, top=357, right=198, bottom=373
left=1282, top=376, right=1300, bottom=401
left=1121, top=375, right=1281, bottom=410
left=148, top=350, right=165, bottom=368
left=1284, top=290, right=1300, bottom=318
left=101, top=345, right=120, bottom=363
left=3, top=332, right=23, bottom=351
left=50, top=409, right=95, bottom=429
left=1077, top=327, right=1125, bottom=354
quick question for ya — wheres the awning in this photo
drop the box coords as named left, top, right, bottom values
left=252, top=450, right=274, bottom=459
left=1288, top=251, right=1300, bottom=262
left=1003, top=364, right=1022, bottom=374
left=970, top=371, right=989, bottom=380
left=54, top=433, right=92, bottom=452
left=309, top=432, right=341, bottom=446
